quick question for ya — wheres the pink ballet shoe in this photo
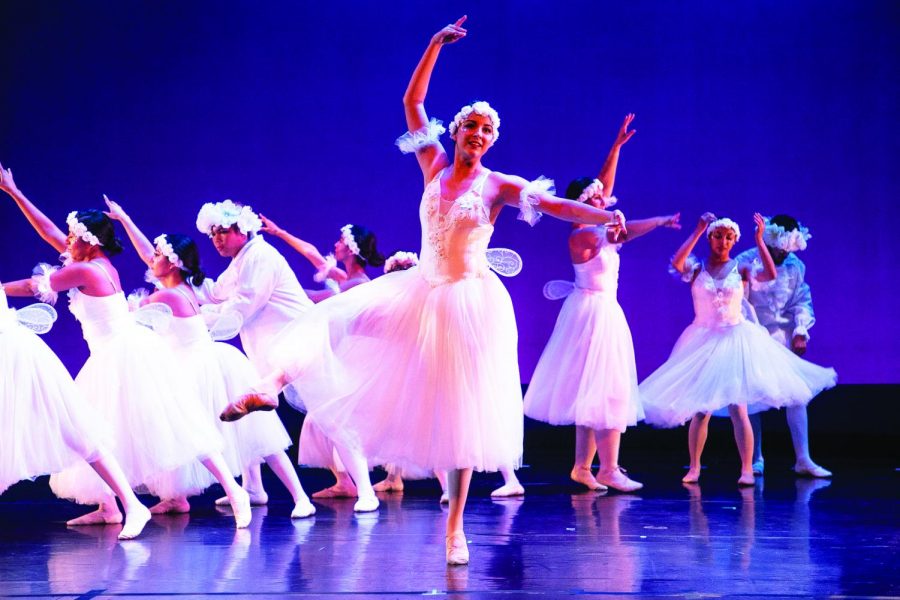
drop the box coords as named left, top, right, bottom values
left=373, top=478, right=404, bottom=493
left=220, top=387, right=279, bottom=422
left=682, top=467, right=702, bottom=484
left=149, top=498, right=191, bottom=514
left=215, top=490, right=268, bottom=506
left=737, top=472, right=756, bottom=487
left=570, top=466, right=608, bottom=491
left=446, top=531, right=469, bottom=566
left=353, top=495, right=380, bottom=513
left=312, top=483, right=358, bottom=499
left=595, top=467, right=643, bottom=493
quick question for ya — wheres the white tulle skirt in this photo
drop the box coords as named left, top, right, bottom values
left=0, top=320, right=104, bottom=495
left=274, top=266, right=523, bottom=477
left=50, top=324, right=224, bottom=503
left=524, top=290, right=643, bottom=432
left=640, top=319, right=837, bottom=428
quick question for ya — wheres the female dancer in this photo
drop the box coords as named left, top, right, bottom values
left=225, top=16, right=624, bottom=564
left=104, top=198, right=315, bottom=518
left=0, top=165, right=252, bottom=528
left=0, top=281, right=151, bottom=540
left=639, top=213, right=836, bottom=485
left=524, top=116, right=681, bottom=493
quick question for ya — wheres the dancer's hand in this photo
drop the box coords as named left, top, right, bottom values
left=103, top=195, right=128, bottom=221
left=660, top=213, right=682, bottom=229
left=0, top=161, right=19, bottom=194
left=432, top=16, right=467, bottom=45
left=753, top=212, right=766, bottom=243
left=614, top=113, right=636, bottom=148
left=698, top=212, right=716, bottom=230
left=259, top=214, right=285, bottom=237
left=791, top=335, right=808, bottom=356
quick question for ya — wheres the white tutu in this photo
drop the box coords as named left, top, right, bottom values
left=0, top=294, right=104, bottom=495
left=274, top=169, right=523, bottom=476
left=525, top=241, right=643, bottom=432
left=153, top=315, right=292, bottom=494
left=640, top=264, right=836, bottom=428
left=49, top=291, right=223, bottom=503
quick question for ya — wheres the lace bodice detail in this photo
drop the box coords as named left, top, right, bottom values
left=691, top=264, right=745, bottom=327
left=418, top=169, right=494, bottom=286
left=573, top=237, right=621, bottom=294
left=69, top=291, right=134, bottom=350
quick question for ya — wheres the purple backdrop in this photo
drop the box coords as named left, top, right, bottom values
left=2, top=1, right=897, bottom=383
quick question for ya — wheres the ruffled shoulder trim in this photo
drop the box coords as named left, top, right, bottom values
left=31, top=263, right=59, bottom=304
left=668, top=254, right=701, bottom=282
left=395, top=119, right=447, bottom=154
left=517, top=176, right=555, bottom=227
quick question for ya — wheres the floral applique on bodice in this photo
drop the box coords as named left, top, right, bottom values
left=691, top=263, right=745, bottom=327
left=573, top=235, right=621, bottom=295
left=418, top=169, right=495, bottom=286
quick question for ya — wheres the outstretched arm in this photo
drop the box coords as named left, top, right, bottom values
left=491, top=173, right=622, bottom=227
left=672, top=213, right=715, bottom=273
left=0, top=162, right=67, bottom=252
left=597, top=114, right=636, bottom=197
left=2, top=279, right=35, bottom=297
left=260, top=215, right=348, bottom=282
left=619, top=213, right=681, bottom=243
left=403, top=17, right=467, bottom=182
left=104, top=195, right=155, bottom=266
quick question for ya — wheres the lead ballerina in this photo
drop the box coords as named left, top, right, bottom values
left=224, top=16, right=624, bottom=565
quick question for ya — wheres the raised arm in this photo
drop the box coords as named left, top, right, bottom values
left=747, top=212, right=778, bottom=282
left=672, top=213, right=715, bottom=274
left=596, top=114, right=636, bottom=197
left=259, top=215, right=347, bottom=282
left=0, top=162, right=67, bottom=252
left=402, top=17, right=467, bottom=181
left=104, top=195, right=155, bottom=267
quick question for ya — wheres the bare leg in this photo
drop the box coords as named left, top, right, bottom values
left=787, top=405, right=831, bottom=477
left=201, top=453, right=251, bottom=528
left=87, top=451, right=151, bottom=540
left=595, top=429, right=642, bottom=492
left=490, top=465, right=524, bottom=497
left=331, top=443, right=377, bottom=512
left=684, top=413, right=711, bottom=483
left=263, top=451, right=315, bottom=518
left=446, top=468, right=472, bottom=565
left=571, top=426, right=605, bottom=490
left=728, top=405, right=756, bottom=486
left=749, top=412, right=764, bottom=475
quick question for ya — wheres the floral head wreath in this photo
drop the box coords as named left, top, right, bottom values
left=707, top=218, right=741, bottom=241
left=762, top=217, right=811, bottom=252
left=195, top=200, right=262, bottom=236
left=448, top=101, right=500, bottom=142
left=66, top=212, right=103, bottom=246
left=384, top=251, right=419, bottom=274
left=340, top=224, right=360, bottom=257
left=575, top=179, right=618, bottom=208
left=153, top=234, right=185, bottom=270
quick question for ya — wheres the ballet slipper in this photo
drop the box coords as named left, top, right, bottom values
left=149, top=498, right=191, bottom=514
left=737, top=471, right=756, bottom=487
left=215, top=490, right=268, bottom=506
left=228, top=487, right=252, bottom=529
left=793, top=461, right=832, bottom=479
left=291, top=498, right=316, bottom=519
left=312, top=483, right=358, bottom=499
left=353, top=495, right=379, bottom=513
left=682, top=467, right=701, bottom=484
left=490, top=482, right=525, bottom=498
left=439, top=491, right=450, bottom=505
left=373, top=477, right=404, bottom=493
left=67, top=505, right=123, bottom=527
left=752, top=457, right=765, bottom=476
left=118, top=504, right=152, bottom=541
left=570, top=466, right=607, bottom=491
left=220, top=386, right=279, bottom=422
left=595, top=467, right=643, bottom=493
left=446, top=531, right=469, bottom=566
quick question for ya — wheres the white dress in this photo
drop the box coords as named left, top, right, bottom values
left=524, top=235, right=643, bottom=432
left=48, top=263, right=223, bottom=503
left=0, top=287, right=103, bottom=495
left=639, top=260, right=836, bottom=428
left=153, top=310, right=292, bottom=493
left=273, top=169, right=523, bottom=476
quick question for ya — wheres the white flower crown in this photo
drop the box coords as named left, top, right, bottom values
left=707, top=218, right=741, bottom=241
left=196, top=200, right=262, bottom=235
left=763, top=218, right=811, bottom=252
left=66, top=212, right=103, bottom=246
left=384, top=251, right=419, bottom=273
left=575, top=179, right=619, bottom=208
left=448, top=101, right=500, bottom=142
left=340, top=224, right=360, bottom=257
left=153, top=234, right=185, bottom=270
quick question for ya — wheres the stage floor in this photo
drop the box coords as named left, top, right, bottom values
left=0, top=461, right=897, bottom=599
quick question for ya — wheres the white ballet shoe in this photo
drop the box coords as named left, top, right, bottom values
left=439, top=491, right=450, bottom=505
left=353, top=495, right=379, bottom=513
left=149, top=498, right=191, bottom=514
left=490, top=482, right=525, bottom=498
left=229, top=488, right=252, bottom=529
left=737, top=471, right=756, bottom=487
left=793, top=461, right=832, bottom=478
left=215, top=490, right=268, bottom=506
left=67, top=506, right=123, bottom=527
left=220, top=386, right=279, bottom=422
left=312, top=483, right=358, bottom=499
left=595, top=467, right=643, bottom=493
left=446, top=531, right=469, bottom=566
left=570, top=466, right=607, bottom=491
left=118, top=504, right=152, bottom=541
left=291, top=498, right=316, bottom=519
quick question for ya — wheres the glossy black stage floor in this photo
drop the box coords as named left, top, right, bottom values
left=1, top=462, right=897, bottom=598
